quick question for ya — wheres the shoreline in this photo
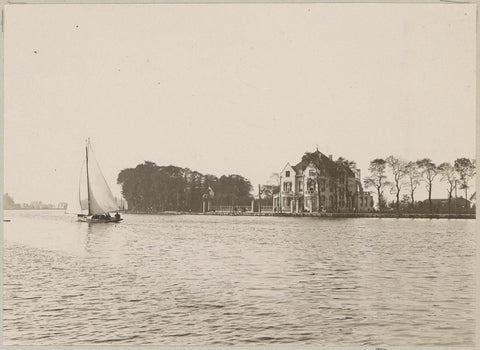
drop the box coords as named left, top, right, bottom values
left=4, top=208, right=65, bottom=210
left=126, top=211, right=476, bottom=219
left=5, top=208, right=474, bottom=219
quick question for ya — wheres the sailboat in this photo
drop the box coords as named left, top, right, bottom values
left=76, top=138, right=123, bottom=223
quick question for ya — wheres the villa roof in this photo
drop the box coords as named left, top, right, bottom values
left=293, top=150, right=355, bottom=177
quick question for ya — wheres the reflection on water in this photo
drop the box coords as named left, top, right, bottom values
left=3, top=210, right=476, bottom=346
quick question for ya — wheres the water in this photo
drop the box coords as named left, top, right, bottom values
left=2, top=210, right=475, bottom=346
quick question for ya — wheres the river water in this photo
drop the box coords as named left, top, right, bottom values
left=2, top=210, right=475, bottom=346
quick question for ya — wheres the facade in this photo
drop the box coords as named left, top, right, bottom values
left=273, top=151, right=374, bottom=213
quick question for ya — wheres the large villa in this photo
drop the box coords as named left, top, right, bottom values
left=273, top=150, right=374, bottom=213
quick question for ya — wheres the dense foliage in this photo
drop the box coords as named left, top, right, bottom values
left=117, top=162, right=253, bottom=212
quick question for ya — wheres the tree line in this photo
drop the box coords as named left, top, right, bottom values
left=117, top=161, right=252, bottom=213
left=364, top=157, right=476, bottom=213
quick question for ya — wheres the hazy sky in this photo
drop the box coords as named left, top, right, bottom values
left=4, top=4, right=476, bottom=205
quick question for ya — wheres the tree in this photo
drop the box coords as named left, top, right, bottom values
left=416, top=159, right=438, bottom=213
left=335, top=157, right=358, bottom=211
left=266, top=173, right=280, bottom=187
left=3, top=193, right=17, bottom=210
left=401, top=194, right=411, bottom=208
left=259, top=185, right=275, bottom=204
left=386, top=156, right=406, bottom=213
left=117, top=161, right=162, bottom=212
left=454, top=158, right=476, bottom=213
left=363, top=158, right=389, bottom=210
left=117, top=162, right=252, bottom=212
left=214, top=175, right=252, bottom=207
left=438, top=162, right=457, bottom=214
left=404, top=161, right=421, bottom=207
left=335, top=157, right=357, bottom=171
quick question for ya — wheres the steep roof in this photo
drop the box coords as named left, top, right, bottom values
left=293, top=150, right=355, bottom=177
left=280, top=162, right=295, bottom=174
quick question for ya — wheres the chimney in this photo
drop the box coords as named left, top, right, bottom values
left=329, top=154, right=333, bottom=160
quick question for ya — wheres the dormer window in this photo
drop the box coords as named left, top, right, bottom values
left=285, top=171, right=290, bottom=177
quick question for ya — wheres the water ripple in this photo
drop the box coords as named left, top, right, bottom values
left=3, top=210, right=475, bottom=346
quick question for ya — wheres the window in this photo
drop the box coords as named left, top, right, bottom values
left=285, top=171, right=290, bottom=177
left=307, top=179, right=315, bottom=191
left=309, top=169, right=316, bottom=176
left=320, top=179, right=326, bottom=192
left=283, top=181, right=292, bottom=192
left=298, top=181, right=303, bottom=192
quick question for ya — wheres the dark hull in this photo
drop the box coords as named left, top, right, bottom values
left=77, top=215, right=123, bottom=223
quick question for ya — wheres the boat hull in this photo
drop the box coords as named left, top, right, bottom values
left=77, top=215, right=123, bottom=223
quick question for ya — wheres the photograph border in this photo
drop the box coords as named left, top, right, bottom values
left=0, top=1, right=478, bottom=349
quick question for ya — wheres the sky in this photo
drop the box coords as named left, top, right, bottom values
left=3, top=3, right=476, bottom=205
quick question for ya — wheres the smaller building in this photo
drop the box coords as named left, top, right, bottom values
left=357, top=190, right=375, bottom=212
left=202, top=186, right=215, bottom=212
left=420, top=197, right=471, bottom=214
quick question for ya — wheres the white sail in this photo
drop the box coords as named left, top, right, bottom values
left=85, top=142, right=119, bottom=215
left=65, top=160, right=88, bottom=215
left=79, top=160, right=89, bottom=212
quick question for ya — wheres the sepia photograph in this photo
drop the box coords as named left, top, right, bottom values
left=2, top=3, right=477, bottom=347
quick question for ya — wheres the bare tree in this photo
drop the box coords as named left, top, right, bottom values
left=266, top=173, right=280, bottom=187
left=386, top=156, right=406, bottom=213
left=454, top=158, right=476, bottom=212
left=438, top=162, right=457, bottom=214
left=416, top=159, right=438, bottom=213
left=404, top=161, right=421, bottom=207
left=364, top=158, right=390, bottom=210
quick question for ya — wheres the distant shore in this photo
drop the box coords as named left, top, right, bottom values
left=127, top=211, right=476, bottom=219
left=4, top=208, right=65, bottom=210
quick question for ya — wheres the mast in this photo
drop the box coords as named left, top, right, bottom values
left=86, top=138, right=91, bottom=216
